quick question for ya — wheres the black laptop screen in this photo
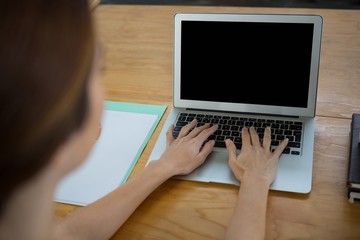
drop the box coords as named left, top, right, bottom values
left=180, top=21, right=314, bottom=108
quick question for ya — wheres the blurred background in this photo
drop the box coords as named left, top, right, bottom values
left=100, top=0, right=360, bottom=9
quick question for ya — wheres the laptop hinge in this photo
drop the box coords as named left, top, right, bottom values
left=185, top=108, right=300, bottom=119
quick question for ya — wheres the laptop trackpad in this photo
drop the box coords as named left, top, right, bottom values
left=197, top=151, right=239, bottom=185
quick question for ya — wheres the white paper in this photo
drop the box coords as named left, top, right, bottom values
left=54, top=110, right=157, bottom=206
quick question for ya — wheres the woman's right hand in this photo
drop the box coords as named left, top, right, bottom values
left=157, top=119, right=218, bottom=177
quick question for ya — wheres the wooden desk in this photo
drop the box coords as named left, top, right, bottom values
left=55, top=5, right=360, bottom=239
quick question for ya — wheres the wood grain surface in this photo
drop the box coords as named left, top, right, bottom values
left=54, top=5, right=360, bottom=239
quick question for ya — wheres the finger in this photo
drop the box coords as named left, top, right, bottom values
left=178, top=119, right=197, bottom=138
left=241, top=127, right=251, bottom=147
left=194, top=124, right=218, bottom=143
left=197, top=139, right=216, bottom=160
left=187, top=123, right=211, bottom=138
left=225, top=138, right=237, bottom=162
left=249, top=126, right=260, bottom=147
left=272, top=138, right=289, bottom=158
left=165, top=124, right=175, bottom=146
left=262, top=127, right=272, bottom=150
left=226, top=139, right=240, bottom=178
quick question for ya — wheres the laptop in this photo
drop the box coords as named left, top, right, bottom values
left=147, top=12, right=323, bottom=194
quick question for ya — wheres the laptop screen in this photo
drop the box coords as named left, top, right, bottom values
left=173, top=13, right=323, bottom=117
left=180, top=21, right=314, bottom=108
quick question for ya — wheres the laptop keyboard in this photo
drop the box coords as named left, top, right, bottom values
left=173, top=112, right=303, bottom=155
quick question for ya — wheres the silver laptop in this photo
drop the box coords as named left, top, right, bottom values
left=147, top=13, right=323, bottom=194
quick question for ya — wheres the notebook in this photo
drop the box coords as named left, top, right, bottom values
left=147, top=13, right=323, bottom=194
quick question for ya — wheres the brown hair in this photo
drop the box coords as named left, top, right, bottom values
left=0, top=0, right=94, bottom=210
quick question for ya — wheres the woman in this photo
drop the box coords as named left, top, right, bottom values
left=0, top=1, right=288, bottom=239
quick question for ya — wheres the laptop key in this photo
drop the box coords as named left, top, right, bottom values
left=214, top=141, right=226, bottom=148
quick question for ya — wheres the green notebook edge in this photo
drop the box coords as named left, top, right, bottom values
left=104, top=101, right=167, bottom=184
